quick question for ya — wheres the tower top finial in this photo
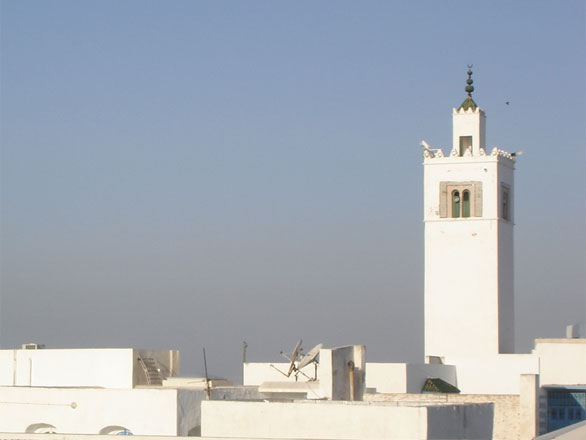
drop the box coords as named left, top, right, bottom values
left=458, top=65, right=478, bottom=111
left=465, top=65, right=474, bottom=97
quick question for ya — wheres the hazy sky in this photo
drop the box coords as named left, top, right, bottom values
left=1, top=1, right=584, bottom=381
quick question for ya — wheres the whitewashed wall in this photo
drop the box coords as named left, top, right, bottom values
left=533, top=339, right=586, bottom=386
left=442, top=354, right=539, bottom=394
left=201, top=400, right=493, bottom=439
left=365, top=363, right=407, bottom=393
left=0, top=348, right=178, bottom=389
left=243, top=362, right=316, bottom=385
left=424, top=155, right=516, bottom=359
left=366, top=392, right=520, bottom=440
left=0, top=349, right=134, bottom=388
left=0, top=386, right=181, bottom=435
left=321, top=345, right=365, bottom=400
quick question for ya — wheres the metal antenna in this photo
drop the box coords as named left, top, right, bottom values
left=203, top=348, right=211, bottom=400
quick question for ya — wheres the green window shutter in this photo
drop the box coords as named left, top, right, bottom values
left=452, top=190, right=460, bottom=218
left=462, top=190, right=471, bottom=218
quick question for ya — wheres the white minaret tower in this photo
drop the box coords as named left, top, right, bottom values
left=423, top=67, right=516, bottom=361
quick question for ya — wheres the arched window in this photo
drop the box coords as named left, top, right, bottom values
left=459, top=136, right=472, bottom=156
left=462, top=190, right=471, bottom=218
left=440, top=182, right=482, bottom=218
left=26, top=424, right=56, bottom=434
left=451, top=190, right=460, bottom=218
left=100, top=426, right=133, bottom=435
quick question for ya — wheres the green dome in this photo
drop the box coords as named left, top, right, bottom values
left=459, top=96, right=478, bottom=111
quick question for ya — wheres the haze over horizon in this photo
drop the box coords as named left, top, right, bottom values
left=1, top=0, right=584, bottom=381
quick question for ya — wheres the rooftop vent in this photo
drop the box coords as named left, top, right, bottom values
left=21, top=343, right=45, bottom=350
left=566, top=325, right=583, bottom=339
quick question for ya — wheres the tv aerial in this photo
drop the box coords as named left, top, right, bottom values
left=270, top=340, right=323, bottom=381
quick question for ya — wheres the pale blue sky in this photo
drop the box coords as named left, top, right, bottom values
left=1, top=0, right=584, bottom=380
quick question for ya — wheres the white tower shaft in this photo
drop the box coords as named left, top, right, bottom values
left=423, top=72, right=516, bottom=360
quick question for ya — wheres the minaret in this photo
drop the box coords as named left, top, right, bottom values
left=423, top=67, right=516, bottom=361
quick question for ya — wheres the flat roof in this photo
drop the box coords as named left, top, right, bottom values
left=535, top=338, right=586, bottom=344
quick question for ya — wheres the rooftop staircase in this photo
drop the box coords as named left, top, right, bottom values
left=137, top=356, right=164, bottom=385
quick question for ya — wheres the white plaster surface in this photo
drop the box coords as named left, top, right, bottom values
left=424, top=104, right=516, bottom=360
left=424, top=158, right=516, bottom=359
left=0, top=386, right=180, bottom=435
left=520, top=374, right=539, bottom=440
left=365, top=363, right=407, bottom=393
left=176, top=386, right=266, bottom=436
left=258, top=381, right=323, bottom=400
left=532, top=339, right=586, bottom=386
left=0, top=349, right=133, bottom=388
left=201, top=400, right=493, bottom=439
left=441, top=354, right=539, bottom=395
left=0, top=385, right=264, bottom=436
left=452, top=107, right=486, bottom=156
left=243, top=362, right=316, bottom=385
left=321, top=345, right=365, bottom=400
left=365, top=392, right=519, bottom=440
left=0, top=348, right=178, bottom=389
left=163, top=377, right=231, bottom=388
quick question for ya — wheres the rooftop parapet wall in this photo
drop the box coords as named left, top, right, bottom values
left=532, top=338, right=586, bottom=386
left=365, top=393, right=518, bottom=440
left=0, top=348, right=179, bottom=389
left=0, top=386, right=180, bottom=435
left=201, top=400, right=494, bottom=440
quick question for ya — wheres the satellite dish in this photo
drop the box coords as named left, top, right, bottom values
left=270, top=339, right=321, bottom=381
left=287, top=339, right=302, bottom=376
left=297, top=343, right=322, bottom=370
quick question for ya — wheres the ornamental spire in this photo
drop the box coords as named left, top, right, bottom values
left=465, top=65, right=474, bottom=97
left=458, top=65, right=478, bottom=111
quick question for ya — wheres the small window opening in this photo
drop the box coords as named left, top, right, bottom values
left=462, top=190, right=470, bottom=218
left=100, top=426, right=133, bottom=436
left=451, top=190, right=460, bottom=218
left=26, top=424, right=57, bottom=434
left=502, top=187, right=510, bottom=220
left=459, top=136, right=472, bottom=156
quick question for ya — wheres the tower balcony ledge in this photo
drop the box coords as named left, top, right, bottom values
left=423, top=147, right=516, bottom=165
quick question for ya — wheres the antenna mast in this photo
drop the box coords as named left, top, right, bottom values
left=203, top=348, right=211, bottom=400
